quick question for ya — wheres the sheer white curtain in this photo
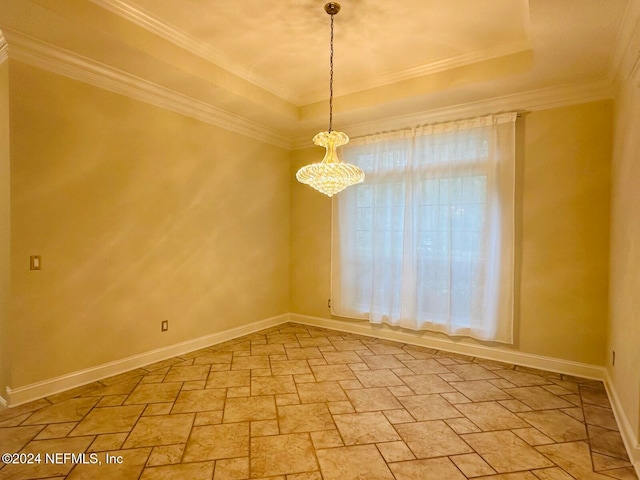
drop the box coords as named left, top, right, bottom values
left=331, top=113, right=516, bottom=343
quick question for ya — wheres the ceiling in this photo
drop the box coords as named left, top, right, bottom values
left=108, top=0, right=532, bottom=104
left=0, top=0, right=634, bottom=145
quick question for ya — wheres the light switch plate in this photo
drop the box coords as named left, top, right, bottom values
left=30, top=255, right=41, bottom=270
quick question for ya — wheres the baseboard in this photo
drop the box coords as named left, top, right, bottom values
left=6, top=313, right=289, bottom=407
left=290, top=314, right=606, bottom=380
left=4, top=312, right=608, bottom=409
left=604, top=370, right=640, bottom=477
left=293, top=314, right=639, bottom=474
left=0, top=395, right=7, bottom=409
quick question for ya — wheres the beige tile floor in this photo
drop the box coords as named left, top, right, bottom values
left=0, top=322, right=637, bottom=480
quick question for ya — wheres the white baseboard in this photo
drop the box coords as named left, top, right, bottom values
left=290, top=314, right=606, bottom=380
left=6, top=313, right=289, bottom=407
left=301, top=310, right=636, bottom=475
left=3, top=312, right=609, bottom=410
left=604, top=370, right=640, bottom=477
left=4, top=312, right=636, bottom=474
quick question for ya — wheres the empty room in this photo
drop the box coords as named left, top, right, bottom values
left=0, top=1, right=639, bottom=479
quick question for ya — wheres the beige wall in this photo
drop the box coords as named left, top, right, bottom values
left=8, top=61, right=290, bottom=388
left=518, top=101, right=611, bottom=364
left=2, top=58, right=616, bottom=402
left=609, top=75, right=640, bottom=449
left=0, top=58, right=10, bottom=402
left=291, top=100, right=611, bottom=366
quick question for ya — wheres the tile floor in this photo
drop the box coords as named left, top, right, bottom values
left=0, top=322, right=637, bottom=480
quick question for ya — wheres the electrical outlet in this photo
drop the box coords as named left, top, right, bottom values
left=161, top=320, right=168, bottom=332
left=328, top=298, right=331, bottom=308
left=612, top=350, right=615, bottom=366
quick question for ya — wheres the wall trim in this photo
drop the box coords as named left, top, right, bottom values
left=0, top=31, right=7, bottom=64
left=89, top=0, right=298, bottom=104
left=604, top=370, right=640, bottom=476
left=293, top=78, right=615, bottom=149
left=611, top=0, right=640, bottom=85
left=4, top=30, right=292, bottom=150
left=290, top=313, right=606, bottom=380
left=2, top=29, right=615, bottom=152
left=3, top=28, right=615, bottom=153
left=90, top=1, right=531, bottom=106
left=4, top=313, right=611, bottom=410
left=6, top=313, right=289, bottom=407
left=298, top=42, right=532, bottom=105
left=1, top=314, right=635, bottom=474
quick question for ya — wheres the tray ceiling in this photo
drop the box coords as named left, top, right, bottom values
left=0, top=0, right=633, bottom=144
left=104, top=0, right=532, bottom=104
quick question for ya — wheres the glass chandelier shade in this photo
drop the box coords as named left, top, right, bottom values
left=295, top=2, right=365, bottom=197
left=296, top=131, right=364, bottom=197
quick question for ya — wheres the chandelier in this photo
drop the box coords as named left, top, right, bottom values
left=296, top=2, right=365, bottom=197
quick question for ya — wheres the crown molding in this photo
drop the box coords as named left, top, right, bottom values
left=1, top=27, right=618, bottom=153
left=629, top=51, right=640, bottom=86
left=298, top=40, right=532, bottom=105
left=292, top=78, right=615, bottom=149
left=0, top=31, right=7, bottom=65
left=611, top=0, right=640, bottom=86
left=91, top=1, right=533, bottom=108
left=362, top=41, right=532, bottom=91
left=4, top=30, right=292, bottom=150
left=89, top=0, right=299, bottom=104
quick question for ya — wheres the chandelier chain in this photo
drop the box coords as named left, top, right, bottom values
left=329, top=12, right=334, bottom=132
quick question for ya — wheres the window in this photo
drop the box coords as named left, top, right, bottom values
left=331, top=114, right=516, bottom=343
